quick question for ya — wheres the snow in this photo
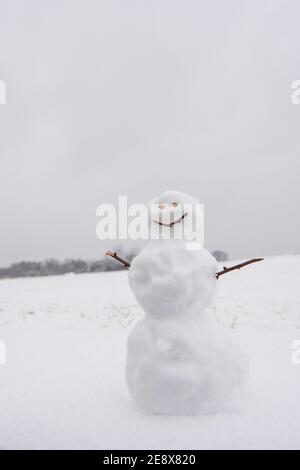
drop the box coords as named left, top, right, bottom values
left=0, top=254, right=300, bottom=449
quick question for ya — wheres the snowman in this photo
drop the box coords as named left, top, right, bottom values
left=107, top=191, right=256, bottom=415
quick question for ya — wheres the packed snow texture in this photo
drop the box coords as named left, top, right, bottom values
left=127, top=242, right=248, bottom=414
left=0, top=255, right=300, bottom=449
left=129, top=242, right=218, bottom=316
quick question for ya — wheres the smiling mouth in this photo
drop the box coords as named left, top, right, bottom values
left=153, top=212, right=188, bottom=227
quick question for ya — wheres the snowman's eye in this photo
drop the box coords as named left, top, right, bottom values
left=171, top=202, right=178, bottom=207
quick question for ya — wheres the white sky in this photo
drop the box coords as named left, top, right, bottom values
left=0, top=0, right=299, bottom=265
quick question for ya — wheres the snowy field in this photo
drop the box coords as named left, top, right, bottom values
left=0, top=255, right=300, bottom=450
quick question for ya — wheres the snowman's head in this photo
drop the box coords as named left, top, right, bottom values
left=148, top=190, right=203, bottom=245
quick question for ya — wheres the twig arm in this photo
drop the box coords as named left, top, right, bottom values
left=216, top=258, right=264, bottom=279
left=106, top=251, right=131, bottom=268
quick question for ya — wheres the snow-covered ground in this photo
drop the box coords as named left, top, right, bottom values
left=0, top=255, right=300, bottom=449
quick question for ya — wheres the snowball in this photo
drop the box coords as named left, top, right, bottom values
left=126, top=316, right=248, bottom=415
left=147, top=190, right=202, bottom=242
left=129, top=243, right=218, bottom=318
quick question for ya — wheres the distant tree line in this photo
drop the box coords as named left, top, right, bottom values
left=0, top=247, right=138, bottom=280
left=0, top=249, right=227, bottom=280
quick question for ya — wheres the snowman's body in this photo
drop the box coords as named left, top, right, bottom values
left=126, top=191, right=248, bottom=415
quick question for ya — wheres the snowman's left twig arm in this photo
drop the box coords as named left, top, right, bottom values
left=106, top=251, right=131, bottom=268
left=216, top=258, right=264, bottom=279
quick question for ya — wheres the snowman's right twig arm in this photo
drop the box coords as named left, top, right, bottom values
left=106, top=251, right=131, bottom=268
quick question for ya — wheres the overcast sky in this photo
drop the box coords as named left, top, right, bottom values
left=0, top=0, right=299, bottom=266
